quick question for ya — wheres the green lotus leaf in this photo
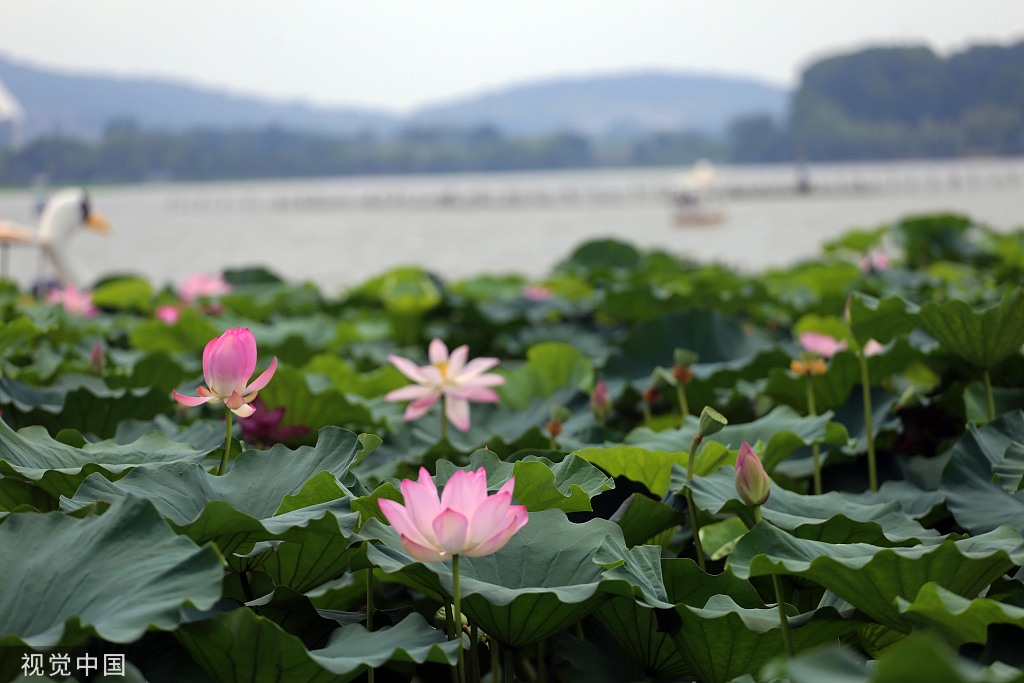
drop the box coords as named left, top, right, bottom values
left=65, top=427, right=363, bottom=556
left=672, top=596, right=866, bottom=683
left=575, top=442, right=730, bottom=497
left=940, top=411, right=1024, bottom=533
left=919, top=289, right=1024, bottom=370
left=0, top=496, right=221, bottom=648
left=433, top=449, right=613, bottom=513
left=0, top=418, right=215, bottom=498
left=610, top=492, right=684, bottom=547
left=0, top=315, right=38, bottom=357
left=177, top=609, right=457, bottom=683
left=729, top=522, right=1024, bottom=630
left=498, top=341, right=594, bottom=409
left=259, top=365, right=376, bottom=444
left=129, top=308, right=220, bottom=355
left=362, top=510, right=636, bottom=648
left=897, top=582, right=1024, bottom=647
left=687, top=467, right=940, bottom=545
left=627, top=406, right=848, bottom=470
left=847, top=293, right=920, bottom=346
left=0, top=374, right=171, bottom=438
left=302, top=353, right=408, bottom=399
left=91, top=277, right=154, bottom=311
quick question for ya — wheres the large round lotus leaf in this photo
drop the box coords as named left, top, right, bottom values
left=0, top=496, right=222, bottom=648
left=177, top=609, right=457, bottom=683
left=687, top=467, right=939, bottom=545
left=363, top=510, right=636, bottom=648
left=729, top=522, right=1024, bottom=630
left=919, top=289, right=1024, bottom=370
left=65, top=427, right=362, bottom=557
left=0, top=418, right=214, bottom=498
left=593, top=558, right=763, bottom=679
left=940, top=411, right=1024, bottom=534
left=897, top=582, right=1024, bottom=647
left=673, top=596, right=866, bottom=683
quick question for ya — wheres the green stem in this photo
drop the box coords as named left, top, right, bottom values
left=859, top=353, right=878, bottom=492
left=445, top=601, right=458, bottom=683
left=983, top=370, right=997, bottom=423
left=470, top=623, right=480, bottom=683
left=536, top=640, right=546, bottom=683
left=805, top=378, right=821, bottom=495
left=686, top=434, right=706, bottom=571
left=490, top=639, right=500, bottom=683
left=642, top=401, right=653, bottom=428
left=772, top=574, right=794, bottom=657
left=217, top=410, right=233, bottom=476
left=453, top=554, right=466, bottom=683
left=367, top=569, right=375, bottom=683
left=504, top=647, right=514, bottom=683
left=675, top=383, right=690, bottom=424
left=441, top=405, right=449, bottom=444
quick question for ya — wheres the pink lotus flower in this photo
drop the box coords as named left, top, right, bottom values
left=172, top=327, right=277, bottom=418
left=521, top=285, right=552, bottom=301
left=590, top=379, right=611, bottom=421
left=379, top=467, right=528, bottom=562
left=859, top=250, right=891, bottom=273
left=863, top=339, right=886, bottom=357
left=735, top=441, right=770, bottom=506
left=799, top=332, right=847, bottom=358
left=46, top=284, right=98, bottom=317
left=385, top=339, right=505, bottom=432
left=156, top=305, right=181, bottom=324
left=177, top=273, right=232, bottom=304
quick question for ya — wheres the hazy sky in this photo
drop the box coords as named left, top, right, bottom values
left=1, top=1, right=1021, bottom=112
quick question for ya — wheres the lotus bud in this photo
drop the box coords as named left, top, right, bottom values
left=642, top=387, right=660, bottom=404
left=590, top=379, right=611, bottom=420
left=735, top=441, right=770, bottom=505
left=89, top=342, right=105, bottom=375
left=697, top=406, right=727, bottom=438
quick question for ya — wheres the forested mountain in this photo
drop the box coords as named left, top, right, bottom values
left=784, top=42, right=1024, bottom=159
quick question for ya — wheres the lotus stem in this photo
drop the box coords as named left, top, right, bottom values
left=676, top=384, right=690, bottom=423
left=491, top=640, right=500, bottom=683
left=445, top=601, right=458, bottom=683
left=772, top=574, right=794, bottom=657
left=805, top=378, right=821, bottom=495
left=441, top=407, right=449, bottom=444
left=642, top=401, right=653, bottom=428
left=453, top=554, right=466, bottom=683
left=470, top=623, right=480, bottom=683
left=983, top=370, right=996, bottom=423
left=367, top=569, right=375, bottom=683
left=859, top=353, right=878, bottom=492
left=686, top=434, right=706, bottom=571
left=504, top=647, right=514, bottom=683
left=217, top=410, right=233, bottom=476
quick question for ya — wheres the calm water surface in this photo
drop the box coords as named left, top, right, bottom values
left=1, top=159, right=1022, bottom=293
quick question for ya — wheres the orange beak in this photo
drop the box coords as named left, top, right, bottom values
left=85, top=211, right=111, bottom=234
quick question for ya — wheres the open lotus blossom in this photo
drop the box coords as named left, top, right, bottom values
left=385, top=338, right=504, bottom=432
left=859, top=250, right=892, bottom=273
left=46, top=284, right=98, bottom=317
left=177, top=272, right=232, bottom=304
left=172, top=327, right=277, bottom=418
left=735, top=441, right=770, bottom=506
left=799, top=332, right=847, bottom=358
left=379, top=467, right=528, bottom=562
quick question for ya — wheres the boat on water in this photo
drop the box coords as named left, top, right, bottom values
left=671, top=160, right=726, bottom=226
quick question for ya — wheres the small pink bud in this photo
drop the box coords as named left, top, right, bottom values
left=863, top=339, right=885, bottom=357
left=735, top=441, right=770, bottom=506
left=590, top=379, right=611, bottom=418
left=89, top=342, right=105, bottom=375
left=156, top=305, right=181, bottom=324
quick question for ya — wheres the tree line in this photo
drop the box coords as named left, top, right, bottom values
left=0, top=42, right=1021, bottom=183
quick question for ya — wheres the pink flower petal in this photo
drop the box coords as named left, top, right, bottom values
left=445, top=397, right=471, bottom=432
left=799, top=332, right=847, bottom=358
left=863, top=339, right=886, bottom=357
left=448, top=386, right=500, bottom=403
left=231, top=402, right=256, bottom=418
left=428, top=338, right=449, bottom=366
left=464, top=509, right=528, bottom=557
left=432, top=509, right=469, bottom=555
left=204, top=330, right=252, bottom=395
left=404, top=393, right=439, bottom=422
left=440, top=469, right=488, bottom=518
left=388, top=355, right=429, bottom=383
left=246, top=357, right=278, bottom=393
left=171, top=390, right=214, bottom=407
left=385, top=384, right=437, bottom=402
left=447, top=345, right=469, bottom=376
left=379, top=499, right=433, bottom=549
left=458, top=357, right=501, bottom=380
left=464, top=490, right=514, bottom=550
left=402, top=468, right=442, bottom=545
left=400, top=534, right=448, bottom=563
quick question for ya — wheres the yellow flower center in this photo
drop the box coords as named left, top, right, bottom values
left=434, top=360, right=449, bottom=379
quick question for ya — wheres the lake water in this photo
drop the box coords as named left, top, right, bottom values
left=1, top=158, right=1022, bottom=293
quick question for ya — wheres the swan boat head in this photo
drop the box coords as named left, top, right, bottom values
left=37, top=187, right=110, bottom=244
